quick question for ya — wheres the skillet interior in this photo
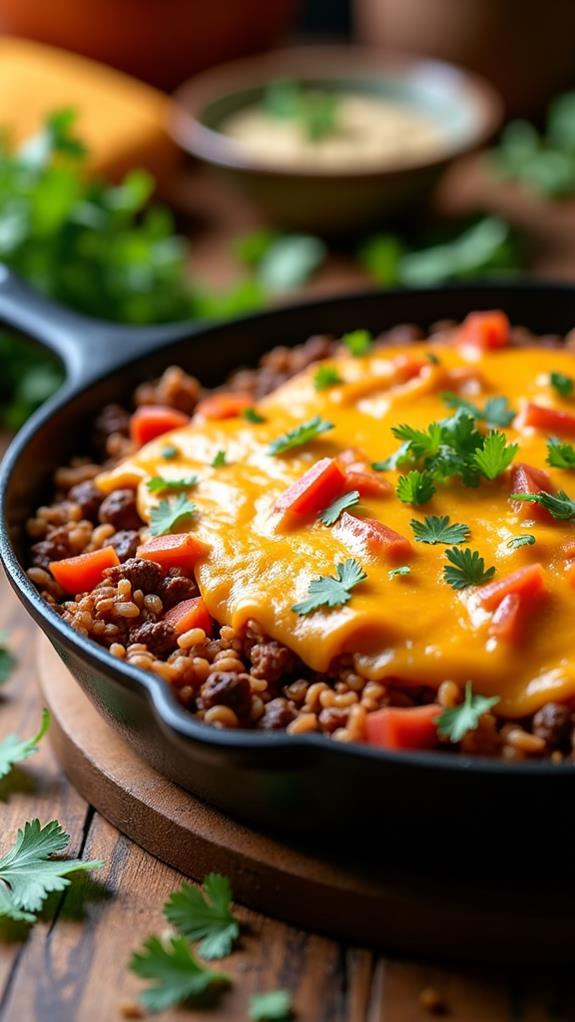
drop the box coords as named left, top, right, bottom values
left=2, top=281, right=575, bottom=862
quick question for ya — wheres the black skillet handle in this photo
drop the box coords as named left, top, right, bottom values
left=0, top=264, right=200, bottom=391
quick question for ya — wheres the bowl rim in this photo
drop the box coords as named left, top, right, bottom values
left=170, top=44, right=504, bottom=181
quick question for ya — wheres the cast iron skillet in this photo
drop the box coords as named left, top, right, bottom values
left=1, top=266, right=574, bottom=851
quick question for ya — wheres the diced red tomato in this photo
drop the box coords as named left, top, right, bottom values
left=130, top=405, right=189, bottom=446
left=523, top=402, right=575, bottom=437
left=334, top=511, right=412, bottom=561
left=343, top=469, right=392, bottom=498
left=511, top=462, right=556, bottom=524
left=455, top=310, right=510, bottom=350
left=136, top=533, right=209, bottom=569
left=49, top=546, right=120, bottom=594
left=274, top=458, right=346, bottom=522
left=165, top=597, right=212, bottom=636
left=476, top=563, right=547, bottom=611
left=195, top=392, right=253, bottom=420
left=488, top=593, right=523, bottom=642
left=392, top=355, right=428, bottom=383
left=365, top=705, right=440, bottom=751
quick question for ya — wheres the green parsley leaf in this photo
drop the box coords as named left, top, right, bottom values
left=268, top=416, right=334, bottom=455
left=410, top=515, right=470, bottom=545
left=319, top=490, right=360, bottom=526
left=396, top=470, right=436, bottom=506
left=473, top=431, right=518, bottom=480
left=242, top=407, right=266, bottom=424
left=164, top=874, right=239, bottom=961
left=425, top=351, right=441, bottom=366
left=441, top=391, right=516, bottom=427
left=314, top=365, right=343, bottom=391
left=0, top=819, right=102, bottom=920
left=341, top=329, right=372, bottom=357
left=250, top=989, right=294, bottom=1021
left=437, top=681, right=500, bottom=743
left=161, top=446, right=178, bottom=460
left=130, top=935, right=229, bottom=1013
left=371, top=443, right=413, bottom=472
left=511, top=489, right=575, bottom=520
left=150, top=494, right=198, bottom=536
left=388, top=566, right=411, bottom=579
left=147, top=475, right=198, bottom=494
left=547, top=436, right=575, bottom=468
left=550, top=371, right=574, bottom=397
left=211, top=450, right=227, bottom=468
left=292, top=559, right=367, bottom=615
left=443, top=547, right=496, bottom=590
left=0, top=631, right=15, bottom=684
left=507, top=534, right=536, bottom=549
left=0, top=709, right=50, bottom=780
left=392, top=422, right=442, bottom=459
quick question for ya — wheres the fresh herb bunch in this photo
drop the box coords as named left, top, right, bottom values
left=493, top=92, right=575, bottom=198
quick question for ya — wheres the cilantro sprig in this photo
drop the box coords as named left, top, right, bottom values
left=150, top=494, right=198, bottom=536
left=443, top=547, right=496, bottom=590
left=388, top=565, right=411, bottom=579
left=511, top=489, right=575, bottom=520
left=268, top=416, right=334, bottom=455
left=319, top=490, right=360, bottom=526
left=0, top=709, right=50, bottom=780
left=164, top=874, right=239, bottom=961
left=507, top=534, right=536, bottom=549
left=550, top=371, right=574, bottom=397
left=242, top=407, right=266, bottom=424
left=441, top=391, right=516, bottom=427
left=130, top=935, right=230, bottom=1013
left=147, top=475, right=198, bottom=494
left=396, top=470, right=436, bottom=505
left=546, top=437, right=575, bottom=468
left=437, top=682, right=500, bottom=743
left=341, top=329, right=373, bottom=357
left=410, top=515, right=470, bottom=546
left=314, top=365, right=343, bottom=391
left=473, top=432, right=518, bottom=480
left=250, top=990, right=294, bottom=1021
left=292, top=559, right=367, bottom=615
left=211, top=450, right=227, bottom=468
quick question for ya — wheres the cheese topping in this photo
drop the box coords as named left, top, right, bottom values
left=98, top=339, right=575, bottom=718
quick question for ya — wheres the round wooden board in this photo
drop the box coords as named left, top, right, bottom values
left=37, top=633, right=575, bottom=964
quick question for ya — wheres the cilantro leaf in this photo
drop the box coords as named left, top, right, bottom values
left=341, top=329, right=372, bottom=357
left=314, top=365, right=343, bottom=391
left=546, top=436, right=575, bottom=468
left=410, top=515, right=470, bottom=545
left=0, top=819, right=102, bottom=918
left=211, top=450, right=227, bottom=468
left=550, top=371, right=574, bottom=397
left=437, top=682, right=500, bottom=743
left=319, top=490, right=360, bottom=526
left=147, top=475, right=198, bottom=494
left=150, top=494, right=198, bottom=536
left=161, top=446, right=178, bottom=460
left=425, top=351, right=441, bottom=366
left=473, top=432, right=518, bottom=480
left=242, top=407, right=266, bottom=423
left=388, top=566, right=411, bottom=579
left=441, top=391, right=516, bottom=427
left=507, top=534, right=536, bottom=549
left=268, top=416, right=334, bottom=455
left=0, top=631, right=15, bottom=684
left=392, top=422, right=442, bottom=459
left=396, top=470, right=436, bottom=505
left=292, top=559, right=367, bottom=615
left=443, top=547, right=496, bottom=590
left=511, top=489, right=575, bottom=520
left=250, top=990, right=294, bottom=1021
left=130, top=934, right=229, bottom=1013
left=371, top=442, right=413, bottom=472
left=263, top=80, right=339, bottom=143
left=164, top=874, right=239, bottom=961
left=0, top=709, right=50, bottom=780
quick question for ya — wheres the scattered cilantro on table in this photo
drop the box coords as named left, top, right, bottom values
left=443, top=548, right=496, bottom=590
left=546, top=437, right=575, bottom=468
left=149, top=494, right=198, bottom=536
left=164, top=873, right=239, bottom=961
left=0, top=709, right=50, bottom=780
left=146, top=475, right=198, bottom=494
left=267, top=416, right=334, bottom=455
left=129, top=934, right=229, bottom=1013
left=511, top=489, right=575, bottom=520
left=250, top=989, right=294, bottom=1021
left=314, top=365, right=343, bottom=391
left=492, top=92, right=575, bottom=198
left=437, top=682, right=500, bottom=743
left=319, top=490, right=360, bottom=526
left=292, top=559, right=367, bottom=615
left=410, top=515, right=470, bottom=546
left=0, top=631, right=16, bottom=684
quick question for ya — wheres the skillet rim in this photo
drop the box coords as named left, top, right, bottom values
left=2, top=280, right=575, bottom=778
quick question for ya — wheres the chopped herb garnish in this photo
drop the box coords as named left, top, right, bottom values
left=443, top=547, right=496, bottom=590
left=129, top=935, right=229, bottom=1013
left=437, top=682, right=500, bottom=743
left=546, top=436, right=575, bottom=468
left=263, top=79, right=339, bottom=142
left=473, top=431, right=518, bottom=480
left=396, top=470, right=436, bottom=506
left=371, top=443, right=412, bottom=472
left=341, top=329, right=372, bottom=357
left=0, top=709, right=50, bottom=780
left=250, top=990, right=294, bottom=1021
left=511, top=489, right=575, bottom=520
left=425, top=351, right=441, bottom=366
left=507, top=534, right=536, bottom=549
left=150, top=494, right=198, bottom=536
left=268, top=415, right=334, bottom=455
left=382, top=408, right=489, bottom=489
left=147, top=475, right=198, bottom=494
left=392, top=421, right=442, bottom=459
left=211, top=450, right=227, bottom=468
left=164, top=874, right=239, bottom=961
left=550, top=371, right=574, bottom=397
left=388, top=565, right=411, bottom=579
left=441, top=392, right=516, bottom=427
left=161, top=446, right=178, bottom=460
left=292, top=558, right=367, bottom=615
left=319, top=490, right=360, bottom=526
left=313, top=365, right=343, bottom=391
left=410, top=515, right=470, bottom=546
left=242, top=407, right=266, bottom=424
left=0, top=631, right=15, bottom=684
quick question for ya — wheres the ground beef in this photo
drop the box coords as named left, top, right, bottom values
left=103, top=558, right=162, bottom=593
left=250, top=640, right=300, bottom=684
left=108, top=530, right=140, bottom=562
left=200, top=671, right=252, bottom=718
left=134, top=365, right=200, bottom=415
left=99, top=490, right=143, bottom=531
left=129, top=620, right=176, bottom=657
left=30, top=530, right=73, bottom=569
left=258, top=697, right=296, bottom=730
left=532, top=703, right=573, bottom=750
left=68, top=480, right=103, bottom=522
left=318, top=707, right=350, bottom=734
left=156, top=569, right=199, bottom=609
left=92, top=403, right=130, bottom=453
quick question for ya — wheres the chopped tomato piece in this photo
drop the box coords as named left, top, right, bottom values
left=343, top=469, right=392, bottom=498
left=562, top=538, right=575, bottom=560
left=274, top=457, right=346, bottom=522
left=130, top=405, right=189, bottom=446
left=488, top=593, right=523, bottom=642
left=511, top=462, right=556, bottom=524
left=476, top=563, right=546, bottom=611
left=335, top=511, right=412, bottom=561
left=136, top=533, right=209, bottom=569
left=165, top=596, right=212, bottom=636
left=392, top=355, right=428, bottom=383
left=49, top=546, right=120, bottom=594
left=195, top=392, right=253, bottom=420
left=456, top=310, right=510, bottom=350
left=523, top=402, right=575, bottom=437
left=365, top=705, right=440, bottom=751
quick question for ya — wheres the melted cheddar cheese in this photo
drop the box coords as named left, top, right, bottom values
left=98, top=339, right=575, bottom=718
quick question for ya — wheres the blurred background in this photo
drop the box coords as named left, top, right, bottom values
left=1, top=0, right=575, bottom=429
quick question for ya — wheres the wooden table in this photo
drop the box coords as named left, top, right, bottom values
left=2, top=158, right=575, bottom=1022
